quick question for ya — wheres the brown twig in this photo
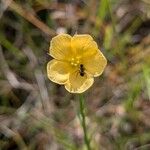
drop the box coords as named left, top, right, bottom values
left=9, top=1, right=56, bottom=36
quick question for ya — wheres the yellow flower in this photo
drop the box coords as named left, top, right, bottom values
left=47, top=34, right=107, bottom=93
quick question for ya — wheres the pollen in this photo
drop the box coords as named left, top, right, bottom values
left=70, top=57, right=81, bottom=67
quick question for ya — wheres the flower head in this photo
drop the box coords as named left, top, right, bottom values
left=47, top=34, right=107, bottom=93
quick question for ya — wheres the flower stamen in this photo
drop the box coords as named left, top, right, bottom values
left=70, top=57, right=81, bottom=67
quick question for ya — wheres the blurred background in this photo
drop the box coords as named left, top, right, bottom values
left=0, top=0, right=150, bottom=149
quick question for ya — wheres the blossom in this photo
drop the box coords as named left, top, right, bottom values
left=47, top=34, right=107, bottom=93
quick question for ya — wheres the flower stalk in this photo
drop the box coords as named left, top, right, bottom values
left=79, top=94, right=91, bottom=150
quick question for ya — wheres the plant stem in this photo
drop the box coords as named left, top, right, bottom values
left=106, top=0, right=117, bottom=35
left=79, top=94, right=91, bottom=150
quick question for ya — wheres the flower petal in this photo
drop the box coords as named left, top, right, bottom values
left=83, top=50, right=107, bottom=77
left=47, top=59, right=72, bottom=84
left=49, top=34, right=73, bottom=60
left=65, top=71, right=94, bottom=93
left=71, top=34, right=98, bottom=57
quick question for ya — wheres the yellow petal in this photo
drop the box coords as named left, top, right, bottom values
left=71, top=34, right=98, bottom=57
left=47, top=59, right=72, bottom=84
left=49, top=34, right=73, bottom=60
left=83, top=50, right=107, bottom=77
left=65, top=71, right=94, bottom=93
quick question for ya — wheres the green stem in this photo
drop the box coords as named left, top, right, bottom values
left=79, top=94, right=91, bottom=150
left=106, top=0, right=117, bottom=35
